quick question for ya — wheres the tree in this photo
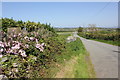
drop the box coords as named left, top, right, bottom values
left=78, top=26, right=83, bottom=32
left=88, top=24, right=98, bottom=32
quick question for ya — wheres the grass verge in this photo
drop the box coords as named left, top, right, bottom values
left=45, top=34, right=96, bottom=78
left=90, top=39, right=120, bottom=46
left=72, top=38, right=96, bottom=78
left=74, top=52, right=96, bottom=78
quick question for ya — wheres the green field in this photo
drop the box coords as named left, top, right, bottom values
left=54, top=28, right=77, bottom=32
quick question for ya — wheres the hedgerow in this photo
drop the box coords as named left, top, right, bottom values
left=0, top=18, right=65, bottom=78
left=78, top=27, right=120, bottom=46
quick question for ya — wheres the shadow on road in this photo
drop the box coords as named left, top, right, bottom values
left=112, top=50, right=120, bottom=53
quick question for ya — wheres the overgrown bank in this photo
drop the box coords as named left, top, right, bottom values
left=47, top=34, right=96, bottom=78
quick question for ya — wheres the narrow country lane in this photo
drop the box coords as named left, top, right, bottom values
left=73, top=32, right=119, bottom=78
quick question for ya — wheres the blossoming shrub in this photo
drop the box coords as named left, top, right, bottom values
left=0, top=28, right=65, bottom=78
left=0, top=30, right=45, bottom=77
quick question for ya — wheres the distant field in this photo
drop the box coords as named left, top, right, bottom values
left=54, top=28, right=78, bottom=32
left=57, top=32, right=73, bottom=35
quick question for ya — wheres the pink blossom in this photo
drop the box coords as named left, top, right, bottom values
left=4, top=42, right=9, bottom=47
left=13, top=35, right=17, bottom=37
left=12, top=41, right=19, bottom=43
left=9, top=49, right=18, bottom=54
left=11, top=44, right=20, bottom=50
left=0, top=54, right=3, bottom=58
left=7, top=42, right=11, bottom=46
left=0, top=41, right=2, bottom=44
left=8, top=49, right=18, bottom=54
left=18, top=33, right=21, bottom=36
left=0, top=48, right=3, bottom=53
left=41, top=43, right=44, bottom=46
left=35, top=39, right=38, bottom=43
left=0, top=41, right=4, bottom=47
left=39, top=48, right=44, bottom=52
left=24, top=36, right=29, bottom=40
left=35, top=43, right=44, bottom=52
left=35, top=44, right=41, bottom=49
left=25, top=44, right=29, bottom=48
left=18, top=42, right=22, bottom=46
left=30, top=37, right=34, bottom=41
left=19, top=49, right=27, bottom=57
left=6, top=49, right=13, bottom=54
left=12, top=29, right=15, bottom=32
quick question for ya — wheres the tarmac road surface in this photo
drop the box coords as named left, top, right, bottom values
left=74, top=32, right=119, bottom=78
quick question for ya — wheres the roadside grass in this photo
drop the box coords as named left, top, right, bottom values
left=74, top=52, right=96, bottom=78
left=90, top=39, right=120, bottom=46
left=44, top=34, right=96, bottom=78
left=72, top=38, right=96, bottom=78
